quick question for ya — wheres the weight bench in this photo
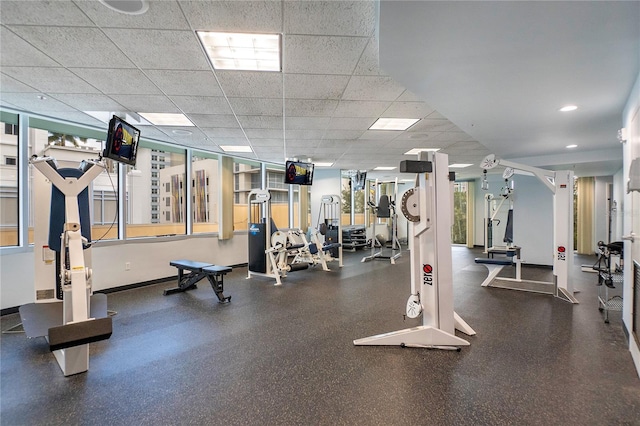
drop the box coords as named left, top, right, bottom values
left=165, top=260, right=232, bottom=303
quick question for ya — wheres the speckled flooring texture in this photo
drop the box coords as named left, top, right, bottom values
left=2, top=246, right=639, bottom=425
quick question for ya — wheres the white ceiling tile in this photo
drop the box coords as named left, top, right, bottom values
left=284, top=99, right=338, bottom=117
left=284, top=1, right=376, bottom=36
left=353, top=37, right=383, bottom=76
left=210, top=137, right=250, bottom=146
left=408, top=118, right=458, bottom=133
left=103, top=29, right=210, bottom=70
left=179, top=1, right=282, bottom=33
left=1, top=67, right=100, bottom=94
left=426, top=111, right=448, bottom=120
left=0, top=74, right=37, bottom=93
left=285, top=35, right=368, bottom=75
left=284, top=74, right=350, bottom=100
left=383, top=102, right=435, bottom=118
left=136, top=126, right=176, bottom=140
left=49, top=94, right=125, bottom=111
left=109, top=95, right=179, bottom=113
left=160, top=127, right=208, bottom=143
left=201, top=128, right=245, bottom=138
left=333, top=100, right=391, bottom=118
left=358, top=130, right=402, bottom=141
left=0, top=1, right=93, bottom=26
left=145, top=70, right=223, bottom=96
left=216, top=71, right=283, bottom=98
left=285, top=117, right=331, bottom=130
left=322, top=130, right=365, bottom=140
left=188, top=114, right=239, bottom=128
left=76, top=0, right=189, bottom=29
left=286, top=130, right=325, bottom=140
left=9, top=26, right=135, bottom=69
left=228, top=98, right=282, bottom=116
left=342, top=76, right=406, bottom=101
left=245, top=129, right=284, bottom=139
left=237, top=115, right=283, bottom=129
left=70, top=68, right=162, bottom=95
left=396, top=90, right=426, bottom=103
left=328, top=117, right=377, bottom=130
left=251, top=138, right=285, bottom=147
left=170, top=96, right=232, bottom=114
left=0, top=92, right=77, bottom=112
left=0, top=27, right=59, bottom=67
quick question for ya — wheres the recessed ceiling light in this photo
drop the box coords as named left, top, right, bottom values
left=138, top=113, right=194, bottom=126
left=449, top=163, right=473, bottom=168
left=99, top=0, right=148, bottom=15
left=404, top=148, right=440, bottom=155
left=172, top=129, right=193, bottom=136
left=369, top=118, right=420, bottom=131
left=197, top=31, right=281, bottom=72
left=559, top=105, right=578, bottom=112
left=566, top=144, right=578, bottom=149
left=220, top=145, right=253, bottom=153
left=314, top=162, right=334, bottom=167
left=37, top=95, right=47, bottom=100
left=373, top=166, right=396, bottom=171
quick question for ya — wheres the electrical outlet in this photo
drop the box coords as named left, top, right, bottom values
left=125, top=262, right=131, bottom=271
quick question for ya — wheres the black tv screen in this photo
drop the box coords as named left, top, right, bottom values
left=103, top=115, right=140, bottom=166
left=285, top=160, right=314, bottom=185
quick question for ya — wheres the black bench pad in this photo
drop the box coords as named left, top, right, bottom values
left=475, top=257, right=512, bottom=266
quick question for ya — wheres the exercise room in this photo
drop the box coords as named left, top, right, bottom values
left=1, top=1, right=639, bottom=425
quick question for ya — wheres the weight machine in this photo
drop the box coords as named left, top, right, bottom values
left=20, top=156, right=112, bottom=376
left=354, top=152, right=475, bottom=350
left=483, top=167, right=515, bottom=253
left=480, top=154, right=577, bottom=303
left=311, top=194, right=343, bottom=268
left=362, top=178, right=402, bottom=264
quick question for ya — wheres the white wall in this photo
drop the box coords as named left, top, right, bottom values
left=613, top=168, right=624, bottom=241
left=594, top=176, right=613, bottom=246
left=0, top=235, right=247, bottom=310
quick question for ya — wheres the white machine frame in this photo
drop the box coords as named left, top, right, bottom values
left=480, top=154, right=577, bottom=303
left=362, top=178, right=402, bottom=264
left=28, top=156, right=107, bottom=376
left=354, top=152, right=475, bottom=350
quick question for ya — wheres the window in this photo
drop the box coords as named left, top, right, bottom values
left=267, top=166, right=288, bottom=229
left=4, top=123, right=18, bottom=135
left=192, top=153, right=219, bottom=234
left=125, top=144, right=186, bottom=238
left=5, top=157, right=16, bottom=166
left=452, top=182, right=468, bottom=244
left=233, top=158, right=260, bottom=231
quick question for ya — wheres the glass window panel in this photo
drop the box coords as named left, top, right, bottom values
left=0, top=112, right=19, bottom=247
left=267, top=166, right=288, bottom=229
left=192, top=153, right=219, bottom=234
left=233, top=158, right=260, bottom=231
left=125, top=143, right=186, bottom=238
left=340, top=176, right=352, bottom=226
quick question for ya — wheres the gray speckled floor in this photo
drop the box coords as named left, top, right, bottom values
left=2, top=247, right=639, bottom=425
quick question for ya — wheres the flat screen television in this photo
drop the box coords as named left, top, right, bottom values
left=285, top=160, right=314, bottom=185
left=103, top=115, right=140, bottom=166
left=353, top=171, right=367, bottom=190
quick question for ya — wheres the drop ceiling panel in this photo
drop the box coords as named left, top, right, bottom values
left=353, top=37, right=382, bottom=76
left=8, top=26, right=135, bottom=69
left=333, top=100, right=391, bottom=118
left=383, top=102, right=435, bottom=118
left=322, top=130, right=365, bottom=139
left=228, top=98, right=282, bottom=116
left=188, top=114, right=239, bottom=128
left=0, top=93, right=77, bottom=112
left=285, top=129, right=325, bottom=140
left=1, top=67, right=100, bottom=94
left=103, top=29, right=210, bottom=70
left=284, top=35, right=368, bottom=75
left=145, top=70, right=223, bottom=96
left=251, top=138, right=285, bottom=147
left=0, top=1, right=94, bottom=26
left=285, top=117, right=331, bottom=130
left=237, top=115, right=283, bottom=129
left=408, top=118, right=458, bottom=133
left=342, top=76, right=406, bottom=101
left=284, top=1, right=376, bottom=37
left=284, top=74, right=350, bottom=100
left=137, top=126, right=174, bottom=140
left=328, top=117, right=376, bottom=130
left=245, top=129, right=283, bottom=139
left=70, top=68, right=162, bottom=95
left=160, top=127, right=208, bottom=143
left=216, top=71, right=283, bottom=98
left=201, top=127, right=245, bottom=138
left=109, top=94, right=179, bottom=113
left=170, top=96, right=232, bottom=114
left=210, top=137, right=250, bottom=146
left=179, top=0, right=283, bottom=33
left=284, top=99, right=338, bottom=117
left=75, top=1, right=189, bottom=30
left=358, top=130, right=402, bottom=141
left=0, top=74, right=37, bottom=93
left=50, top=94, right=126, bottom=111
left=0, top=27, right=59, bottom=67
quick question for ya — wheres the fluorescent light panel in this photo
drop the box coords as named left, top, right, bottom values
left=138, top=113, right=194, bottom=126
left=559, top=105, right=578, bottom=112
left=404, top=148, right=440, bottom=155
left=314, top=162, right=334, bottom=167
left=449, top=163, right=473, bottom=168
left=220, top=145, right=253, bottom=153
left=197, top=31, right=281, bottom=72
left=373, top=166, right=396, bottom=171
left=370, top=118, right=420, bottom=131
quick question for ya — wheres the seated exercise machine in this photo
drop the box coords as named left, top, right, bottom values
left=480, top=154, right=577, bottom=303
left=362, top=178, right=401, bottom=264
left=354, top=151, right=475, bottom=350
left=165, top=260, right=231, bottom=303
left=247, top=189, right=337, bottom=285
left=20, top=156, right=112, bottom=376
left=312, top=194, right=343, bottom=268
